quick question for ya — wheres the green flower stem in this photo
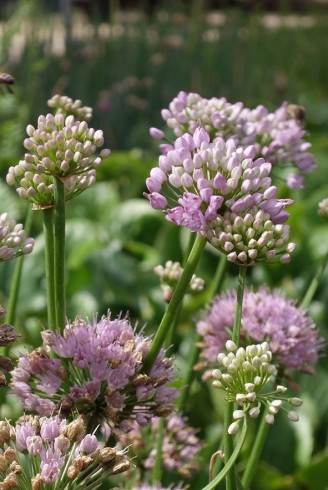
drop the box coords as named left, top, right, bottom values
left=143, top=236, right=206, bottom=374
left=224, top=265, right=247, bottom=490
left=42, top=207, right=56, bottom=328
left=178, top=332, right=201, bottom=411
left=152, top=417, right=164, bottom=484
left=206, top=253, right=227, bottom=303
left=5, top=205, right=34, bottom=327
left=54, top=176, right=66, bottom=330
left=201, top=416, right=248, bottom=490
left=241, top=411, right=270, bottom=489
left=301, top=248, right=328, bottom=309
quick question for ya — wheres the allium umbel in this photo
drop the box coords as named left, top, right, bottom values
left=154, top=260, right=205, bottom=302
left=145, top=128, right=295, bottom=264
left=11, top=313, right=178, bottom=437
left=0, top=415, right=129, bottom=489
left=212, top=341, right=303, bottom=435
left=47, top=94, right=93, bottom=122
left=120, top=414, right=202, bottom=479
left=196, top=287, right=322, bottom=373
left=6, top=112, right=110, bottom=208
left=156, top=91, right=315, bottom=189
left=0, top=212, right=34, bottom=262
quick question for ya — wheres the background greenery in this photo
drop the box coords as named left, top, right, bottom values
left=0, top=1, right=328, bottom=488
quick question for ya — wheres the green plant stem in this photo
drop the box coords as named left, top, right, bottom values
left=143, top=236, right=206, bottom=374
left=206, top=253, right=227, bottom=303
left=241, top=411, right=270, bottom=489
left=178, top=332, right=201, bottom=411
left=301, top=248, right=328, bottom=309
left=224, top=265, right=247, bottom=490
left=42, top=207, right=56, bottom=328
left=5, top=206, right=33, bottom=327
left=54, top=176, right=66, bottom=329
left=202, top=417, right=248, bottom=490
left=152, top=417, right=164, bottom=484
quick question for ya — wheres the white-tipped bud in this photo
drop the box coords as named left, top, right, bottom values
left=242, top=361, right=253, bottom=372
left=271, top=400, right=282, bottom=408
left=265, top=414, right=275, bottom=425
left=287, top=411, right=299, bottom=422
left=212, top=369, right=222, bottom=380
left=236, top=394, right=246, bottom=405
left=276, top=385, right=288, bottom=393
left=288, top=397, right=303, bottom=407
left=254, top=376, right=262, bottom=385
left=233, top=410, right=245, bottom=420
left=249, top=407, right=260, bottom=418
left=246, top=345, right=258, bottom=357
left=212, top=380, right=222, bottom=389
left=252, top=356, right=261, bottom=368
left=228, top=421, right=240, bottom=435
left=245, top=383, right=255, bottom=393
left=222, top=374, right=233, bottom=384
left=217, top=353, right=226, bottom=364
left=246, top=392, right=257, bottom=402
left=226, top=340, right=237, bottom=352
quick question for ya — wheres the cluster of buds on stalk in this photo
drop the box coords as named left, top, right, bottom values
left=154, top=260, right=205, bottom=302
left=0, top=213, right=34, bottom=262
left=0, top=307, right=20, bottom=387
left=0, top=415, right=129, bottom=489
left=47, top=95, right=93, bottom=121
left=6, top=100, right=110, bottom=209
left=318, top=198, right=328, bottom=219
left=212, top=341, right=303, bottom=435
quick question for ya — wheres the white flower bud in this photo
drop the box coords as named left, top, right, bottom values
left=233, top=410, right=244, bottom=420
left=288, top=397, right=303, bottom=407
left=265, top=414, right=275, bottom=425
left=249, top=407, right=260, bottom=418
left=226, top=340, right=237, bottom=352
left=228, top=421, right=240, bottom=435
left=287, top=411, right=299, bottom=422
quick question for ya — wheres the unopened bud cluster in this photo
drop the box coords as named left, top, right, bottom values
left=0, top=415, right=129, bottom=489
left=154, top=260, right=204, bottom=302
left=47, top=94, right=93, bottom=121
left=212, top=341, right=303, bottom=435
left=318, top=198, right=328, bottom=219
left=0, top=213, right=34, bottom=262
left=6, top=111, right=110, bottom=208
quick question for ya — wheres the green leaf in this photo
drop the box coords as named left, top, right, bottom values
left=297, top=451, right=328, bottom=490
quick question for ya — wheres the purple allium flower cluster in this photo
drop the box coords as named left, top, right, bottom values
left=155, top=91, right=315, bottom=189
left=121, top=413, right=202, bottom=479
left=212, top=341, right=303, bottom=435
left=145, top=128, right=295, bottom=265
left=11, top=313, right=178, bottom=438
left=47, top=94, right=93, bottom=122
left=0, top=212, right=34, bottom=262
left=0, top=415, right=129, bottom=489
left=6, top=111, right=110, bottom=208
left=196, top=286, right=323, bottom=373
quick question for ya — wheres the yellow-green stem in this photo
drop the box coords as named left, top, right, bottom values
left=242, top=411, right=270, bottom=489
left=54, top=177, right=66, bottom=330
left=42, top=207, right=56, bottom=328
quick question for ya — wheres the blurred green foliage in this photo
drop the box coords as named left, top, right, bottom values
left=0, top=1, right=328, bottom=489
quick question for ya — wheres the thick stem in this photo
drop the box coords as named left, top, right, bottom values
left=42, top=207, right=56, bottom=328
left=301, top=249, right=328, bottom=310
left=143, top=236, right=206, bottom=374
left=241, top=411, right=270, bottom=489
left=5, top=206, right=33, bottom=327
left=224, top=266, right=247, bottom=490
left=54, top=177, right=66, bottom=330
left=152, top=417, right=164, bottom=484
left=202, top=417, right=248, bottom=490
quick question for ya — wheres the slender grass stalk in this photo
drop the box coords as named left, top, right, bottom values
left=241, top=411, right=270, bottom=489
left=54, top=176, right=66, bottom=330
left=42, top=207, right=56, bottom=328
left=143, top=236, right=206, bottom=374
left=5, top=206, right=33, bottom=327
left=152, top=417, right=164, bottom=484
left=301, top=248, right=328, bottom=309
left=224, top=266, right=247, bottom=490
left=201, top=416, right=248, bottom=490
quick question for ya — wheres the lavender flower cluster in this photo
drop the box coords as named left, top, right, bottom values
left=121, top=413, right=202, bottom=479
left=0, top=213, right=34, bottom=262
left=145, top=128, right=296, bottom=265
left=11, top=313, right=178, bottom=437
left=0, top=415, right=129, bottom=488
left=6, top=113, right=110, bottom=208
left=155, top=91, right=315, bottom=189
left=196, top=286, right=322, bottom=373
